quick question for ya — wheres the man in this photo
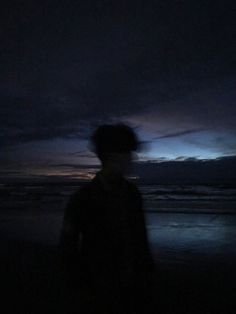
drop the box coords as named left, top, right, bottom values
left=59, top=123, right=155, bottom=313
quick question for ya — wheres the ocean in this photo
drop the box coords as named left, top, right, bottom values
left=1, top=179, right=236, bottom=261
left=1, top=179, right=236, bottom=313
left=1, top=180, right=236, bottom=214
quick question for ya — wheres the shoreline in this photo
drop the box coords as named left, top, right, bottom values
left=1, top=210, right=236, bottom=313
left=1, top=235, right=235, bottom=314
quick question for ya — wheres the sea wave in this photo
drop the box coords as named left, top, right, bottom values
left=0, top=182, right=236, bottom=213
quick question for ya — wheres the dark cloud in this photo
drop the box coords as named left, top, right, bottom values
left=174, top=156, right=201, bottom=162
left=152, top=128, right=207, bottom=140
left=67, top=150, right=87, bottom=156
left=185, top=132, right=236, bottom=155
left=131, top=155, right=236, bottom=185
left=48, top=163, right=100, bottom=169
left=68, top=151, right=97, bottom=158
left=2, top=156, right=236, bottom=185
left=1, top=0, right=235, bottom=150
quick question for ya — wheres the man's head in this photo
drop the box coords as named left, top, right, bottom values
left=90, top=123, right=140, bottom=175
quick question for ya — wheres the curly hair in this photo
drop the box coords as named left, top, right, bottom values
left=90, top=123, right=140, bottom=162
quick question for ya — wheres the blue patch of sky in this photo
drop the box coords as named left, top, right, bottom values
left=141, top=130, right=228, bottom=160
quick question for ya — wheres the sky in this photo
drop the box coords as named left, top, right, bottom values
left=1, top=0, right=236, bottom=181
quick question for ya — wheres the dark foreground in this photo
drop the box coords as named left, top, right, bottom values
left=1, top=213, right=236, bottom=314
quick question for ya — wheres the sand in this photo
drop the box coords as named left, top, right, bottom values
left=1, top=211, right=236, bottom=313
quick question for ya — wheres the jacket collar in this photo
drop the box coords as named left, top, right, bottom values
left=92, top=170, right=127, bottom=192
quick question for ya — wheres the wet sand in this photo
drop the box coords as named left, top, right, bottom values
left=147, top=213, right=236, bottom=314
left=1, top=211, right=236, bottom=313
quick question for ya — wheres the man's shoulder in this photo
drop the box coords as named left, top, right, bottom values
left=124, top=178, right=136, bottom=188
left=69, top=182, right=92, bottom=201
left=74, top=174, right=141, bottom=197
left=124, top=178, right=142, bottom=196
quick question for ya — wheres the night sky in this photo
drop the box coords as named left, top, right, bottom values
left=1, top=0, right=236, bottom=181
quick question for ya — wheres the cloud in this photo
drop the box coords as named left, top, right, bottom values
left=3, top=75, right=234, bottom=150
left=67, top=150, right=87, bottom=156
left=67, top=150, right=97, bottom=158
left=152, top=128, right=207, bottom=140
left=184, top=132, right=236, bottom=156
left=48, top=163, right=100, bottom=169
left=1, top=156, right=236, bottom=184
left=1, top=1, right=235, bottom=151
left=131, top=155, right=236, bottom=184
left=174, top=156, right=201, bottom=162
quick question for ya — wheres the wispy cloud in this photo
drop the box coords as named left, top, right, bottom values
left=48, top=163, right=100, bottom=169
left=67, top=150, right=97, bottom=158
left=67, top=150, right=87, bottom=156
left=152, top=128, right=207, bottom=140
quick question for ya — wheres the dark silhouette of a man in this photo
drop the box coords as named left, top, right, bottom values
left=59, top=123, right=155, bottom=314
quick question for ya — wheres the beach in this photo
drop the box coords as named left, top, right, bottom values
left=1, top=212, right=236, bottom=313
left=1, top=181, right=236, bottom=313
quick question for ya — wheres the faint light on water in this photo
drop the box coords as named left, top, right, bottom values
left=146, top=214, right=236, bottom=260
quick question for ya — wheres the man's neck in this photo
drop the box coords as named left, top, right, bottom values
left=99, top=168, right=124, bottom=187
